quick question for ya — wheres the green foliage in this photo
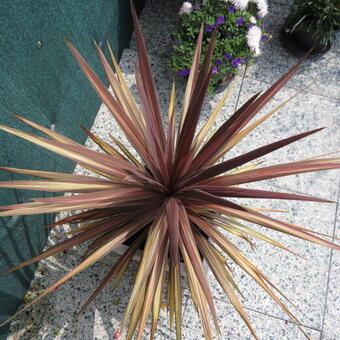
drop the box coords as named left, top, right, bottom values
left=170, top=0, right=268, bottom=91
left=287, top=0, right=340, bottom=45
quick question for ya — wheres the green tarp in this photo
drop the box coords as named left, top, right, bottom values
left=0, top=1, right=144, bottom=337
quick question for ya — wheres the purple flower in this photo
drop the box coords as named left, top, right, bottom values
left=205, top=23, right=218, bottom=32
left=193, top=6, right=200, bottom=10
left=178, top=68, right=190, bottom=76
left=216, top=16, right=225, bottom=24
left=247, top=24, right=254, bottom=30
left=215, top=59, right=222, bottom=65
left=231, top=57, right=242, bottom=67
left=224, top=53, right=232, bottom=60
left=244, top=56, right=250, bottom=62
left=261, top=23, right=266, bottom=29
left=261, top=34, right=269, bottom=40
left=228, top=5, right=236, bottom=12
left=212, top=65, right=218, bottom=74
left=236, top=17, right=244, bottom=27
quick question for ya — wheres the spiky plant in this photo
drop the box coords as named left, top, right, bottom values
left=0, top=5, right=339, bottom=339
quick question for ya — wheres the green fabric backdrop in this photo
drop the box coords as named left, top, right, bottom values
left=0, top=1, right=144, bottom=338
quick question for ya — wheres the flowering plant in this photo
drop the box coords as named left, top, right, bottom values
left=170, top=0, right=269, bottom=90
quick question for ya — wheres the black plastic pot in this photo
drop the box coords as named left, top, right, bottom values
left=214, top=72, right=236, bottom=93
left=280, top=20, right=333, bottom=55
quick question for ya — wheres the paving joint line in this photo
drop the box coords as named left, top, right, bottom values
left=319, top=177, right=340, bottom=339
left=244, top=74, right=340, bottom=102
left=243, top=306, right=322, bottom=332
left=244, top=38, right=340, bottom=102
left=210, top=294, right=322, bottom=332
left=261, top=181, right=337, bottom=201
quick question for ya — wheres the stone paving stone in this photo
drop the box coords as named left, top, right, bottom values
left=269, top=0, right=294, bottom=5
left=264, top=1, right=290, bottom=39
left=231, top=77, right=340, bottom=199
left=129, top=0, right=182, bottom=58
left=8, top=234, right=141, bottom=340
left=202, top=182, right=336, bottom=329
left=245, top=38, right=340, bottom=100
left=182, top=296, right=321, bottom=339
left=8, top=229, right=190, bottom=340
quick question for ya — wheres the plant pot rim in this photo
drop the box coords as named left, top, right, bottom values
left=215, top=72, right=236, bottom=91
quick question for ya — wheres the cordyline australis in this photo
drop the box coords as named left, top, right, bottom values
left=0, top=5, right=339, bottom=340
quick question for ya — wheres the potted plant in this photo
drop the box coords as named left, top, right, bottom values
left=170, top=0, right=269, bottom=91
left=0, top=3, right=340, bottom=340
left=281, top=0, right=340, bottom=54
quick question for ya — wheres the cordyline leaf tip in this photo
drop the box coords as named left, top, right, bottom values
left=0, top=2, right=339, bottom=339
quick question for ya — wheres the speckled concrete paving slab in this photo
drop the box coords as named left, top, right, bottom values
left=204, top=184, right=337, bottom=329
left=7, top=0, right=340, bottom=339
left=129, top=0, right=183, bottom=58
left=264, top=1, right=290, bottom=39
left=8, top=214, right=174, bottom=340
left=230, top=78, right=340, bottom=198
left=182, top=297, right=321, bottom=340
left=245, top=38, right=340, bottom=100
